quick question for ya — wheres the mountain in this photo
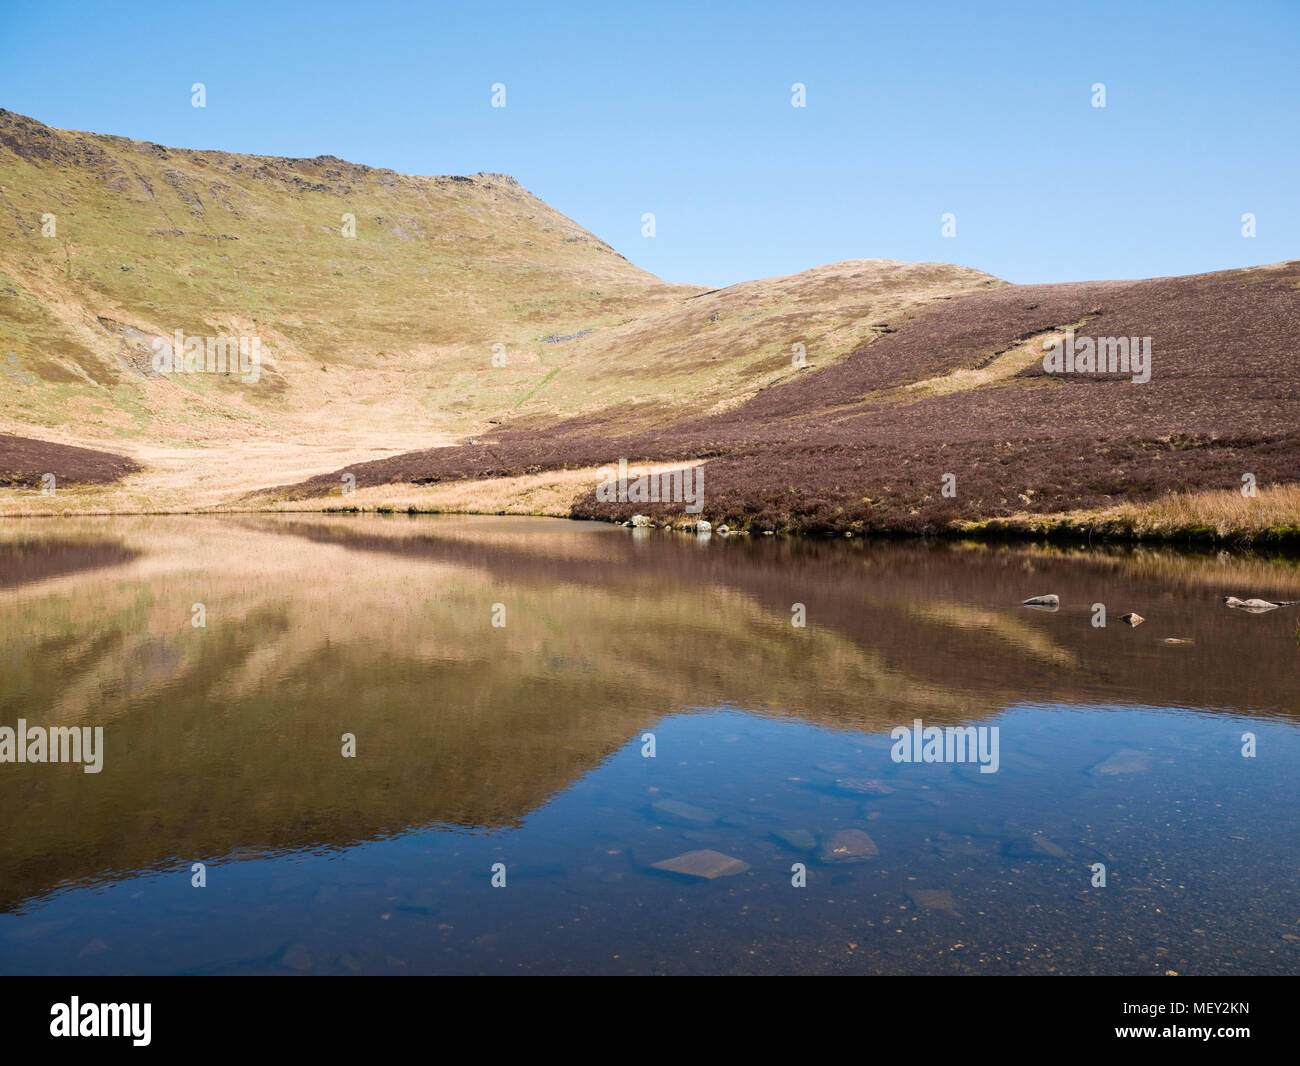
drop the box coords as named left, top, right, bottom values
left=0, top=109, right=994, bottom=513
left=3, top=110, right=1296, bottom=540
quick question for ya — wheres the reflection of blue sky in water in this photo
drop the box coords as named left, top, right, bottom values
left=3, top=515, right=1299, bottom=974
left=4, top=704, right=1297, bottom=976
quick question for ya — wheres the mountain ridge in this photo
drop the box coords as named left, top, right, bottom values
left=3, top=110, right=1295, bottom=542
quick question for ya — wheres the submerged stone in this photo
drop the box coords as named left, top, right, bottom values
left=280, top=943, right=313, bottom=971
left=77, top=938, right=109, bottom=958
left=1030, top=833, right=1069, bottom=858
left=819, top=829, right=879, bottom=862
left=651, top=798, right=718, bottom=824
left=771, top=828, right=817, bottom=851
left=908, top=889, right=959, bottom=914
left=1004, top=835, right=1068, bottom=860
left=835, top=776, right=895, bottom=796
left=1089, top=749, right=1150, bottom=776
left=650, top=849, right=750, bottom=880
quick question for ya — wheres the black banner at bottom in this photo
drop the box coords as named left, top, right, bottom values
left=0, top=975, right=1290, bottom=1054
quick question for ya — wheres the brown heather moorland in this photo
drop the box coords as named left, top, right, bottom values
left=272, top=262, right=1300, bottom=540
left=0, top=432, right=139, bottom=487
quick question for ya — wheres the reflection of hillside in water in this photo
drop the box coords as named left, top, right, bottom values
left=0, top=536, right=138, bottom=589
left=1, top=514, right=1297, bottom=911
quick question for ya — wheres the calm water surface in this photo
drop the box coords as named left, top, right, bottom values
left=1, top=515, right=1298, bottom=974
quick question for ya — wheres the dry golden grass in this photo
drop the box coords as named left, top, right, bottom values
left=961, top=483, right=1300, bottom=546
left=900, top=322, right=1088, bottom=398
left=1098, top=483, right=1300, bottom=537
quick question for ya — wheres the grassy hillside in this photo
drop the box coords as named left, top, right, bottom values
left=0, top=110, right=997, bottom=513
left=0, top=108, right=691, bottom=450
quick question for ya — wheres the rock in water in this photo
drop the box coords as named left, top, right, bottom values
left=835, top=777, right=895, bottom=796
left=908, top=889, right=959, bottom=914
left=771, top=828, right=817, bottom=851
left=1004, top=834, right=1069, bottom=860
left=1022, top=594, right=1060, bottom=609
left=819, top=829, right=879, bottom=862
left=280, top=943, right=313, bottom=971
left=650, top=849, right=750, bottom=880
left=1089, top=749, right=1150, bottom=775
left=1120, top=612, right=1144, bottom=626
left=1223, top=596, right=1279, bottom=613
left=630, top=514, right=653, bottom=527
left=77, top=938, right=109, bottom=959
left=651, top=798, right=718, bottom=824
left=1030, top=833, right=1068, bottom=857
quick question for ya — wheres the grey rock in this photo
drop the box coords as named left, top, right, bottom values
left=1030, top=833, right=1069, bottom=857
left=1004, top=834, right=1069, bottom=860
left=280, top=943, right=313, bottom=971
left=651, top=798, right=718, bottom=824
left=77, top=938, right=109, bottom=959
left=835, top=776, right=895, bottom=796
left=1223, top=596, right=1282, bottom=613
left=819, top=829, right=879, bottom=863
left=771, top=828, right=818, bottom=851
left=650, top=849, right=750, bottom=880
left=908, top=889, right=959, bottom=914
left=1090, top=749, right=1150, bottom=775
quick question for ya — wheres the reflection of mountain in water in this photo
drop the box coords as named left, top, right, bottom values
left=1, top=514, right=1297, bottom=911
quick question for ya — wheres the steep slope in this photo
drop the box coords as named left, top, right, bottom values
left=0, top=108, right=690, bottom=461
left=497, top=258, right=1001, bottom=434
left=11, top=113, right=1291, bottom=538
left=0, top=111, right=1000, bottom=513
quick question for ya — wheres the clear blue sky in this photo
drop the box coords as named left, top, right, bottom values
left=2, top=0, right=1296, bottom=287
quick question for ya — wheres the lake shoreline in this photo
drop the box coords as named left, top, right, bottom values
left=4, top=499, right=1300, bottom=551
